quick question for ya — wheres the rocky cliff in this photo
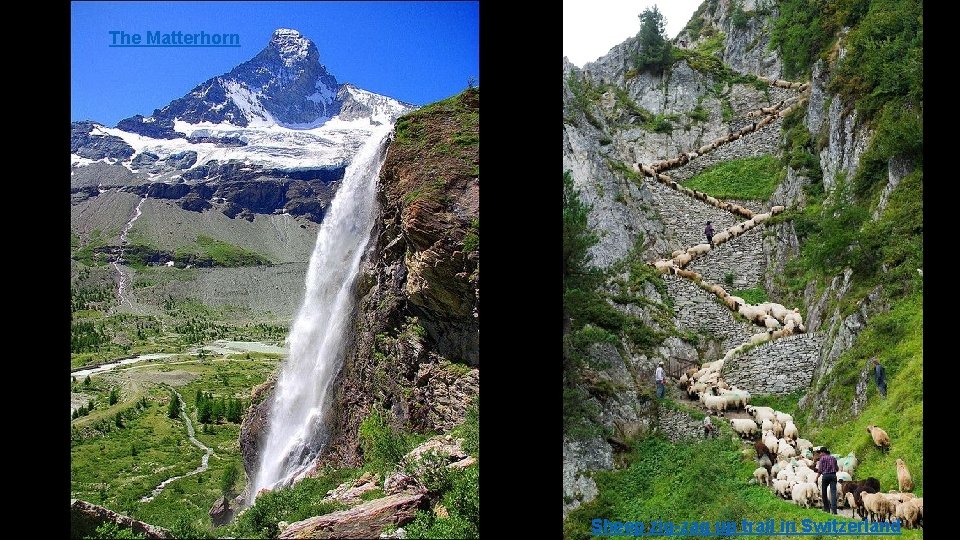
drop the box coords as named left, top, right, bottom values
left=325, top=87, right=480, bottom=465
left=241, top=88, right=479, bottom=477
left=562, top=0, right=790, bottom=518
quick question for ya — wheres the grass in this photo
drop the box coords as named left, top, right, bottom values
left=564, top=435, right=922, bottom=540
left=189, top=235, right=271, bottom=267
left=730, top=288, right=769, bottom=305
left=682, top=155, right=784, bottom=200
left=218, top=468, right=358, bottom=538
left=798, top=293, right=922, bottom=496
left=71, top=356, right=280, bottom=536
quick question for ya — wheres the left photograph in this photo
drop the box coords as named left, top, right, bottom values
left=71, top=2, right=479, bottom=538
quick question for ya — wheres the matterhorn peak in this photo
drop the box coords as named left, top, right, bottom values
left=268, top=28, right=315, bottom=67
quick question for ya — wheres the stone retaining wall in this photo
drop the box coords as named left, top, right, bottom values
left=657, top=404, right=706, bottom=442
left=687, top=226, right=766, bottom=290
left=667, top=116, right=785, bottom=182
left=646, top=179, right=739, bottom=253
left=721, top=333, right=824, bottom=395
left=665, top=275, right=755, bottom=352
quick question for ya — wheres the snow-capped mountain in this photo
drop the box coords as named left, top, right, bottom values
left=71, top=28, right=416, bottom=224
left=72, top=28, right=415, bottom=175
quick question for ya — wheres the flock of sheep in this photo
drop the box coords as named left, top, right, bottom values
left=679, top=360, right=922, bottom=529
left=634, top=95, right=807, bottom=178
left=647, top=205, right=809, bottom=356
left=635, top=77, right=921, bottom=529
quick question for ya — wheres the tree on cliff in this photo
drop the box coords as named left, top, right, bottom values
left=634, top=6, right=672, bottom=73
left=562, top=170, right=598, bottom=341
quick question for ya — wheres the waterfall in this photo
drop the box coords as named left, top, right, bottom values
left=252, top=126, right=393, bottom=496
left=113, top=195, right=147, bottom=312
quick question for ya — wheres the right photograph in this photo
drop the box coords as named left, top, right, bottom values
left=563, top=0, right=922, bottom=537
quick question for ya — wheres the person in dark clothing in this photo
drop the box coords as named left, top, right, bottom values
left=705, top=221, right=715, bottom=246
left=816, top=447, right=839, bottom=514
left=872, top=358, right=887, bottom=398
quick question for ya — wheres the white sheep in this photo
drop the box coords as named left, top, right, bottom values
left=771, top=205, right=785, bottom=214
left=731, top=418, right=759, bottom=438
left=783, top=309, right=803, bottom=327
left=783, top=421, right=799, bottom=441
left=739, top=305, right=767, bottom=324
left=778, top=442, right=797, bottom=459
left=908, top=498, right=922, bottom=527
left=673, top=252, right=693, bottom=267
left=676, top=269, right=702, bottom=281
left=671, top=249, right=686, bottom=258
left=753, top=467, right=770, bottom=486
left=862, top=492, right=894, bottom=523
left=791, top=482, right=818, bottom=509
left=763, top=434, right=779, bottom=455
left=837, top=451, right=858, bottom=475
left=706, top=196, right=719, bottom=206
left=761, top=419, right=773, bottom=432
left=725, top=295, right=746, bottom=311
left=771, top=420, right=784, bottom=438
left=795, top=439, right=813, bottom=454
left=895, top=501, right=920, bottom=529
left=772, top=479, right=790, bottom=498
left=750, top=332, right=771, bottom=346
left=687, top=243, right=712, bottom=256
left=763, top=315, right=781, bottom=330
left=747, top=406, right=776, bottom=422
left=712, top=230, right=730, bottom=244
left=774, top=411, right=793, bottom=424
left=703, top=394, right=727, bottom=413
left=769, top=303, right=790, bottom=322
left=653, top=260, right=676, bottom=274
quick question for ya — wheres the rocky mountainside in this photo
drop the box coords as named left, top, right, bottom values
left=241, top=88, right=479, bottom=475
left=562, top=0, right=921, bottom=523
left=71, top=28, right=417, bottom=322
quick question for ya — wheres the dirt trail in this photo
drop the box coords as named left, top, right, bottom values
left=139, top=388, right=213, bottom=503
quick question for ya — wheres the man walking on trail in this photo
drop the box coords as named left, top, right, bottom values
left=815, top=447, right=839, bottom=515
left=703, top=414, right=716, bottom=438
left=872, top=358, right=887, bottom=398
left=655, top=361, right=666, bottom=399
left=705, top=221, right=715, bottom=246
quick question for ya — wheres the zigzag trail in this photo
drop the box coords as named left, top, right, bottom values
left=626, top=78, right=864, bottom=518
left=639, top=78, right=810, bottom=351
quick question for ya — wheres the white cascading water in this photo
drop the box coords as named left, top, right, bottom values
left=252, top=126, right=393, bottom=496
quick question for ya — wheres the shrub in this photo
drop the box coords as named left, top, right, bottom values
left=359, top=406, right=410, bottom=475
left=84, top=521, right=146, bottom=539
left=405, top=449, right=451, bottom=494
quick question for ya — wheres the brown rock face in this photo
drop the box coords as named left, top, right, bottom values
left=239, top=89, right=480, bottom=476
left=322, top=88, right=480, bottom=466
left=208, top=495, right=235, bottom=526
left=70, top=499, right=173, bottom=539
left=278, top=492, right=428, bottom=539
left=239, top=375, right=277, bottom=481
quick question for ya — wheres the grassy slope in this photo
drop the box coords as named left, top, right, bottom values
left=791, top=293, right=923, bottom=496
left=565, top=434, right=921, bottom=540
left=71, top=357, right=278, bottom=535
left=682, top=155, right=784, bottom=200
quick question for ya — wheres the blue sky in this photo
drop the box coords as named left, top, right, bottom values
left=71, top=1, right=479, bottom=125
